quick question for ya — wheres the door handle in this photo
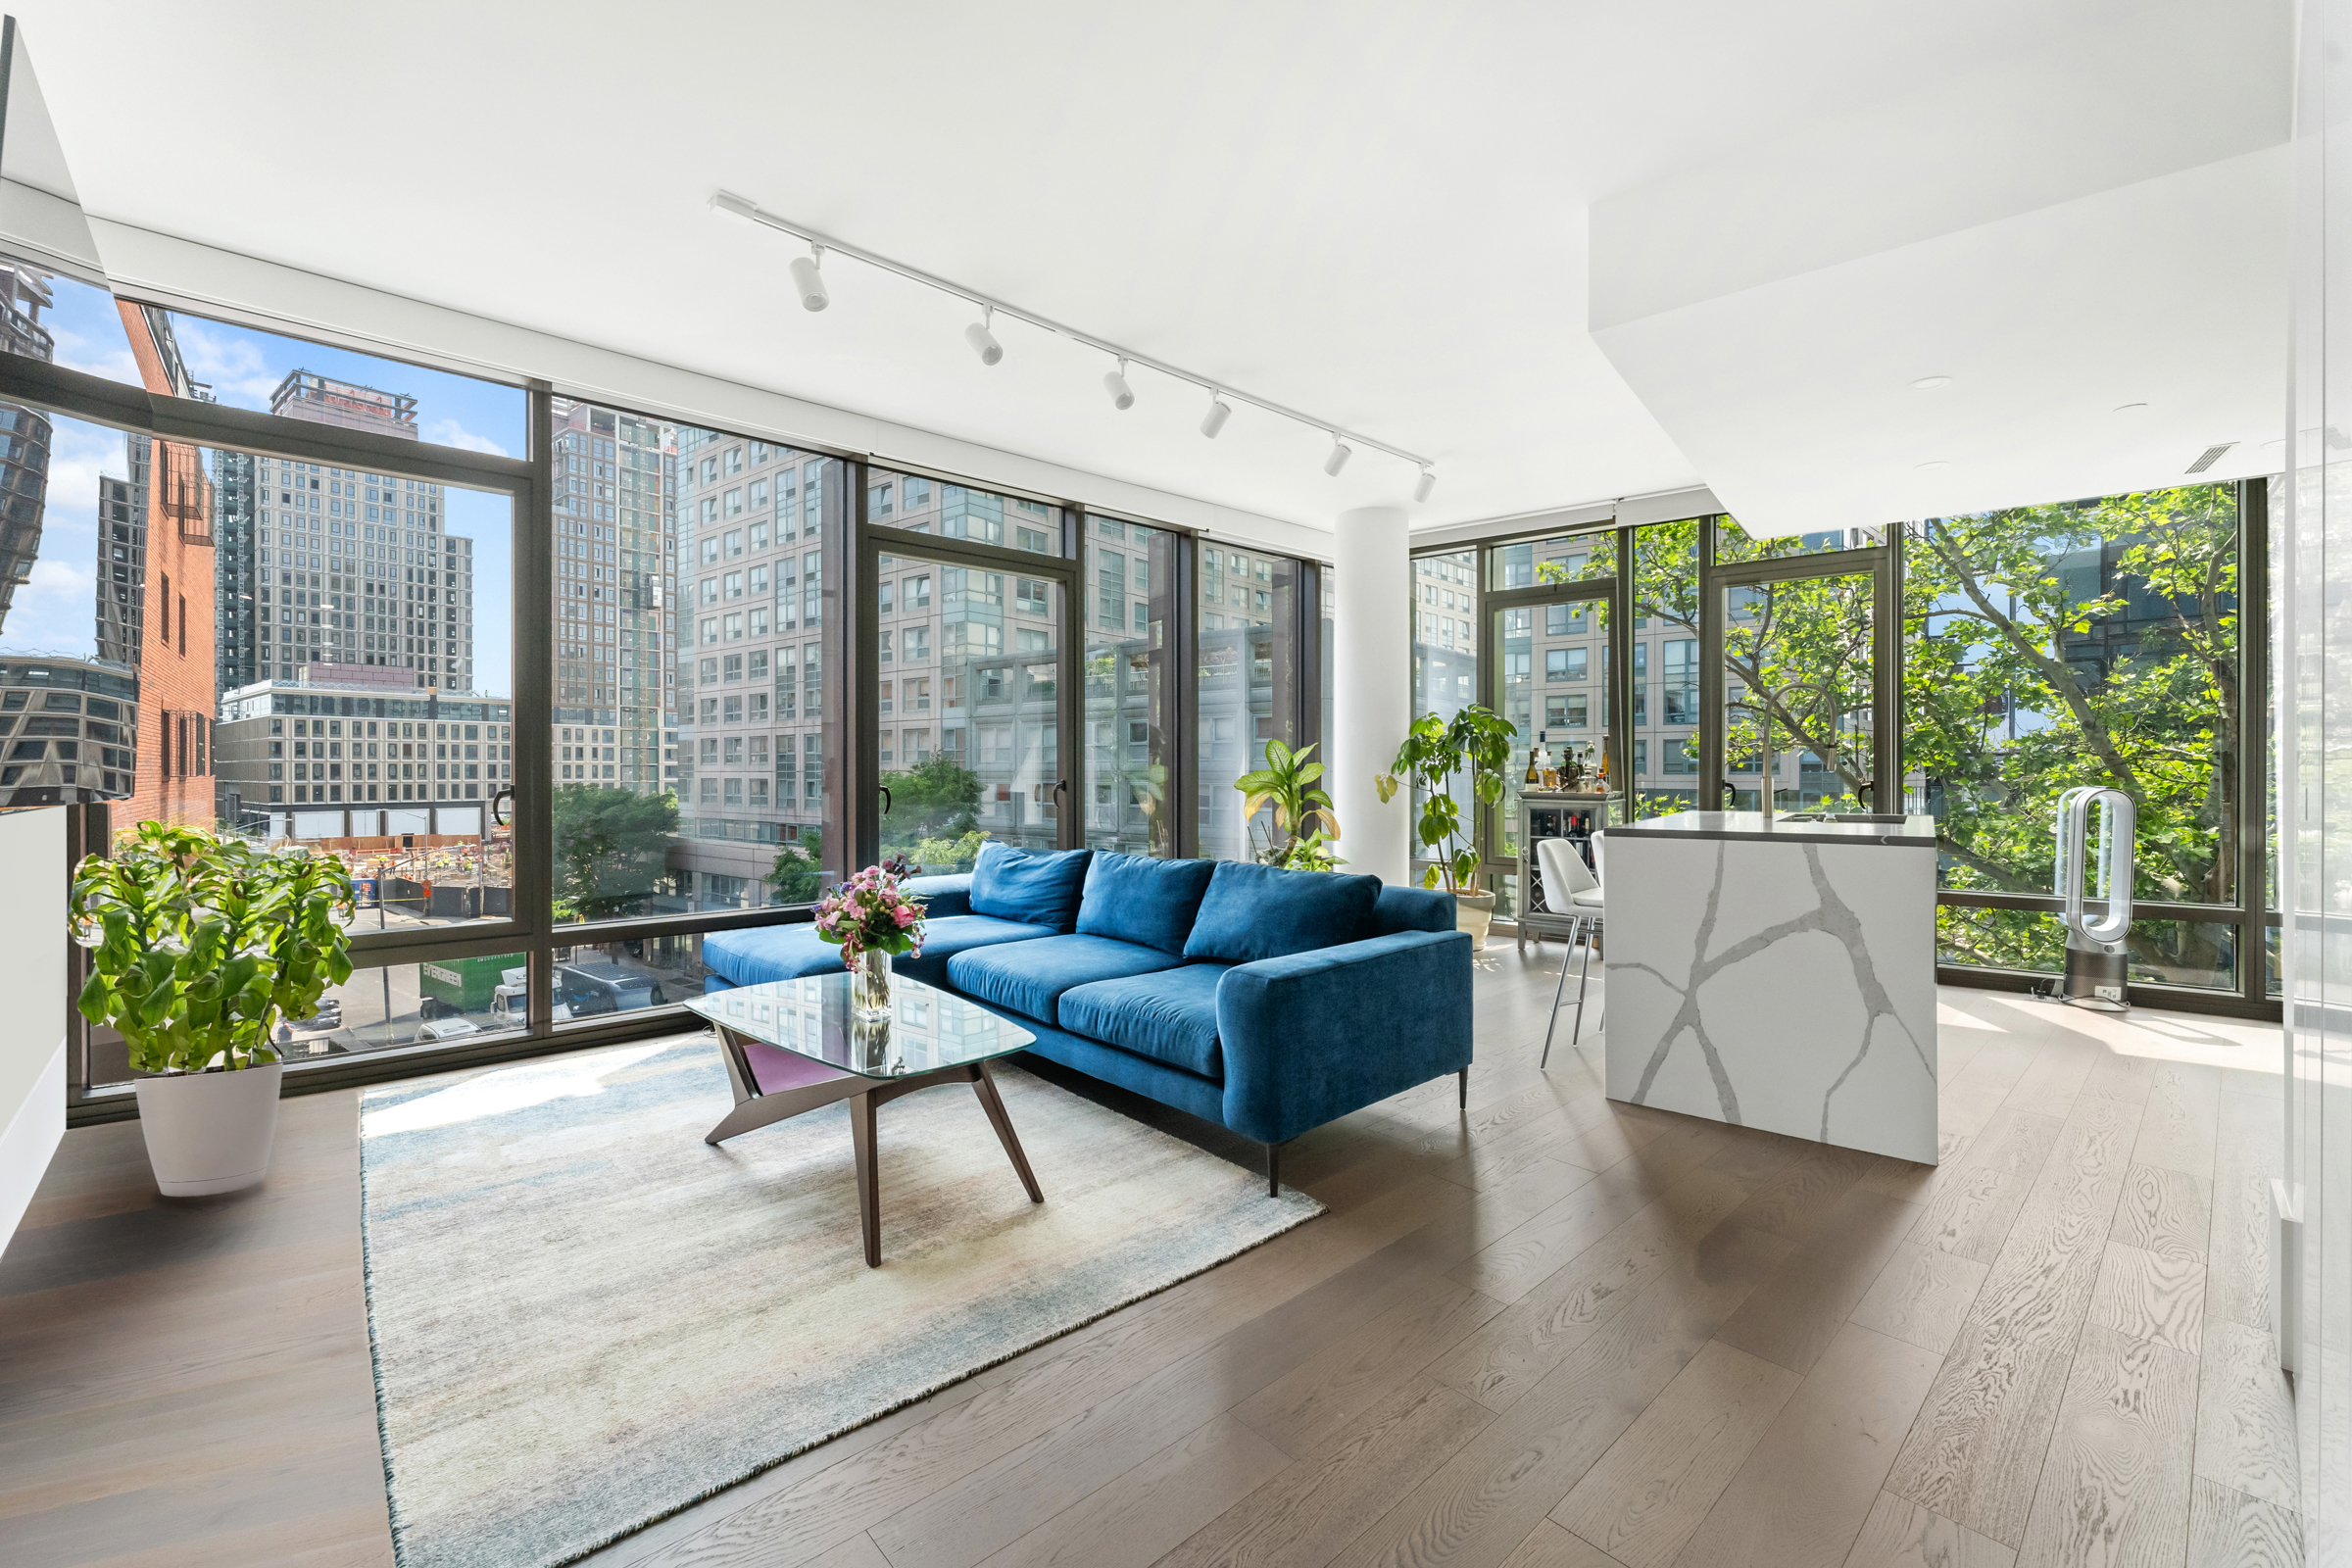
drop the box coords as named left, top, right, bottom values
left=491, top=785, right=514, bottom=827
left=879, top=784, right=893, bottom=815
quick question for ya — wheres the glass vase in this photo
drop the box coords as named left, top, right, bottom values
left=854, top=947, right=894, bottom=1021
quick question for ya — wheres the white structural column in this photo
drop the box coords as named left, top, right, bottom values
left=1331, top=506, right=1412, bottom=885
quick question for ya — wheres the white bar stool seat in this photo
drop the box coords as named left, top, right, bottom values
left=1535, top=837, right=1604, bottom=1068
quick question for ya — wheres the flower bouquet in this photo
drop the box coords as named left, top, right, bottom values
left=813, top=866, right=929, bottom=1019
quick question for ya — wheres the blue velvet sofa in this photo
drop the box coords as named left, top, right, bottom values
left=701, top=843, right=1474, bottom=1191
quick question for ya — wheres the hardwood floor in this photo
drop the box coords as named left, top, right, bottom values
left=0, top=949, right=2305, bottom=1568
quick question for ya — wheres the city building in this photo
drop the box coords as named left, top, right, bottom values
left=671, top=428, right=827, bottom=906
left=255, top=371, right=468, bottom=692
left=213, top=667, right=514, bottom=826
left=0, top=654, right=138, bottom=806
left=550, top=398, right=674, bottom=795
left=105, top=304, right=216, bottom=828
left=0, top=261, right=54, bottom=640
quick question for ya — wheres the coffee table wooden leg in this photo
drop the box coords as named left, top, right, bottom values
left=970, top=1061, right=1044, bottom=1203
left=850, top=1089, right=882, bottom=1267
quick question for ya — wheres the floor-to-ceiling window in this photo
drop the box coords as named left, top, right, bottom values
left=0, top=256, right=547, bottom=1095
left=1904, top=480, right=2261, bottom=1003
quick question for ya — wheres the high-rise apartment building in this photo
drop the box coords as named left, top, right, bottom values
left=252, top=370, right=470, bottom=692
left=213, top=450, right=259, bottom=693
left=0, top=261, right=55, bottom=640
left=550, top=399, right=674, bottom=794
left=670, top=428, right=826, bottom=906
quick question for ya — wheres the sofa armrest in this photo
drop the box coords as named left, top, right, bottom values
left=904, top=872, right=973, bottom=918
left=1216, top=929, right=1473, bottom=1146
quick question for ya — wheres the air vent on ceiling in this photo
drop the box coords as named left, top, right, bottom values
left=2185, top=442, right=2235, bottom=474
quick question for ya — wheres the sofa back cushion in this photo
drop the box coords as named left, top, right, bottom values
left=1182, top=860, right=1382, bottom=964
left=968, top=842, right=1092, bottom=932
left=1075, top=852, right=1217, bottom=956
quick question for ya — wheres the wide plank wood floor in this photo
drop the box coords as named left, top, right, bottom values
left=0, top=948, right=2305, bottom=1568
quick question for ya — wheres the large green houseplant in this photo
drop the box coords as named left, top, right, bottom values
left=1375, top=705, right=1517, bottom=946
left=1235, top=739, right=1344, bottom=871
left=73, top=821, right=355, bottom=1195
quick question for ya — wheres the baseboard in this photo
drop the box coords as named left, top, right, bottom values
left=0, top=1036, right=65, bottom=1262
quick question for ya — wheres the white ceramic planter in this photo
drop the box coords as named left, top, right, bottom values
left=134, top=1064, right=284, bottom=1197
left=1454, top=890, right=1497, bottom=952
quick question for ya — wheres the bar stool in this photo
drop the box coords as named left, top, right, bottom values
left=1536, top=836, right=1605, bottom=1068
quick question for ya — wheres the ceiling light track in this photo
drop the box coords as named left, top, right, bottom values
left=711, top=189, right=1435, bottom=483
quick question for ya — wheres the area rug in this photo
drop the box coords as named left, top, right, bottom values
left=358, top=1035, right=1321, bottom=1568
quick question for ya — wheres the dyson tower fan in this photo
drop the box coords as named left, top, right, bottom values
left=2054, top=785, right=2133, bottom=1011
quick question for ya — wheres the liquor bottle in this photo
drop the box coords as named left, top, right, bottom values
left=1596, top=743, right=1609, bottom=786
left=1525, top=731, right=1544, bottom=787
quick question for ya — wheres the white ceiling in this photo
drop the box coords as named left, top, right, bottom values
left=0, top=0, right=2293, bottom=537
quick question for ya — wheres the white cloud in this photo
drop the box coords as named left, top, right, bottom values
left=24, top=558, right=89, bottom=597
left=425, top=417, right=510, bottom=458
left=49, top=322, right=137, bottom=384
left=170, top=318, right=284, bottom=410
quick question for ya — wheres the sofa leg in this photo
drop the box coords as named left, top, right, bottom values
left=1266, top=1141, right=1281, bottom=1198
left=1458, top=1066, right=1469, bottom=1109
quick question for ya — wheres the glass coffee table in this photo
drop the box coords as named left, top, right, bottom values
left=685, top=972, right=1043, bottom=1266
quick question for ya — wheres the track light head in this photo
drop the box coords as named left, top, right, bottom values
left=1323, top=436, right=1353, bottom=477
left=788, top=246, right=828, bottom=312
left=1104, top=359, right=1136, bottom=411
left=1414, top=466, right=1437, bottom=504
left=965, top=306, right=1004, bottom=367
left=1200, top=394, right=1232, bottom=439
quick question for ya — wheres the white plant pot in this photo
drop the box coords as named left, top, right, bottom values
left=1454, top=890, right=1497, bottom=952
left=133, top=1063, right=284, bottom=1197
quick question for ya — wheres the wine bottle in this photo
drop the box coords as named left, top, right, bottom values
left=1525, top=730, right=1544, bottom=787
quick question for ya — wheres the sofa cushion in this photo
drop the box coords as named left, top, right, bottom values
left=968, top=842, right=1093, bottom=932
left=1057, top=962, right=1234, bottom=1079
left=947, top=934, right=1183, bottom=1028
left=1074, top=852, right=1217, bottom=956
left=895, top=914, right=1058, bottom=989
left=702, top=913, right=1052, bottom=991
left=1181, top=861, right=1383, bottom=964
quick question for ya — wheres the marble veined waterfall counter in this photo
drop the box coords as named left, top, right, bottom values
left=1599, top=810, right=1939, bottom=1163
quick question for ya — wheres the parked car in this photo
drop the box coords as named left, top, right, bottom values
left=556, top=960, right=665, bottom=1017
left=415, top=1017, right=481, bottom=1044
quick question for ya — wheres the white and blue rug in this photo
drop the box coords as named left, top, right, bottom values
left=359, top=1035, right=1321, bottom=1568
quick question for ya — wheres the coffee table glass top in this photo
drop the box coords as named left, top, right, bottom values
left=684, top=971, right=1035, bottom=1080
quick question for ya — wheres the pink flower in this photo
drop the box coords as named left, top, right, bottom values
left=894, top=906, right=915, bottom=927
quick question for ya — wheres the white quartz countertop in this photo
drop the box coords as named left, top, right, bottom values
left=1603, top=810, right=1939, bottom=847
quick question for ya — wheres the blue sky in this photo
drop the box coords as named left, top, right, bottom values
left=3, top=269, right=523, bottom=696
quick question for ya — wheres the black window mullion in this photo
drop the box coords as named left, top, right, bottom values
left=516, top=382, right=556, bottom=1035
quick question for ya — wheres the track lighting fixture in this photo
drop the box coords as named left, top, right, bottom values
left=965, top=307, right=1004, bottom=367
left=711, top=190, right=1436, bottom=481
left=789, top=245, right=828, bottom=313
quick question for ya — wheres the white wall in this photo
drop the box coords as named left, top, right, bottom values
left=0, top=807, right=66, bottom=1259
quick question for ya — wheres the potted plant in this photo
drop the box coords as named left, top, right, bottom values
left=1235, top=739, right=1346, bottom=871
left=72, top=822, right=355, bottom=1196
left=1375, top=705, right=1518, bottom=948
left=811, top=866, right=929, bottom=1020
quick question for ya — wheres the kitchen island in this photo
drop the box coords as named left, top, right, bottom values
left=1598, top=810, right=1940, bottom=1163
